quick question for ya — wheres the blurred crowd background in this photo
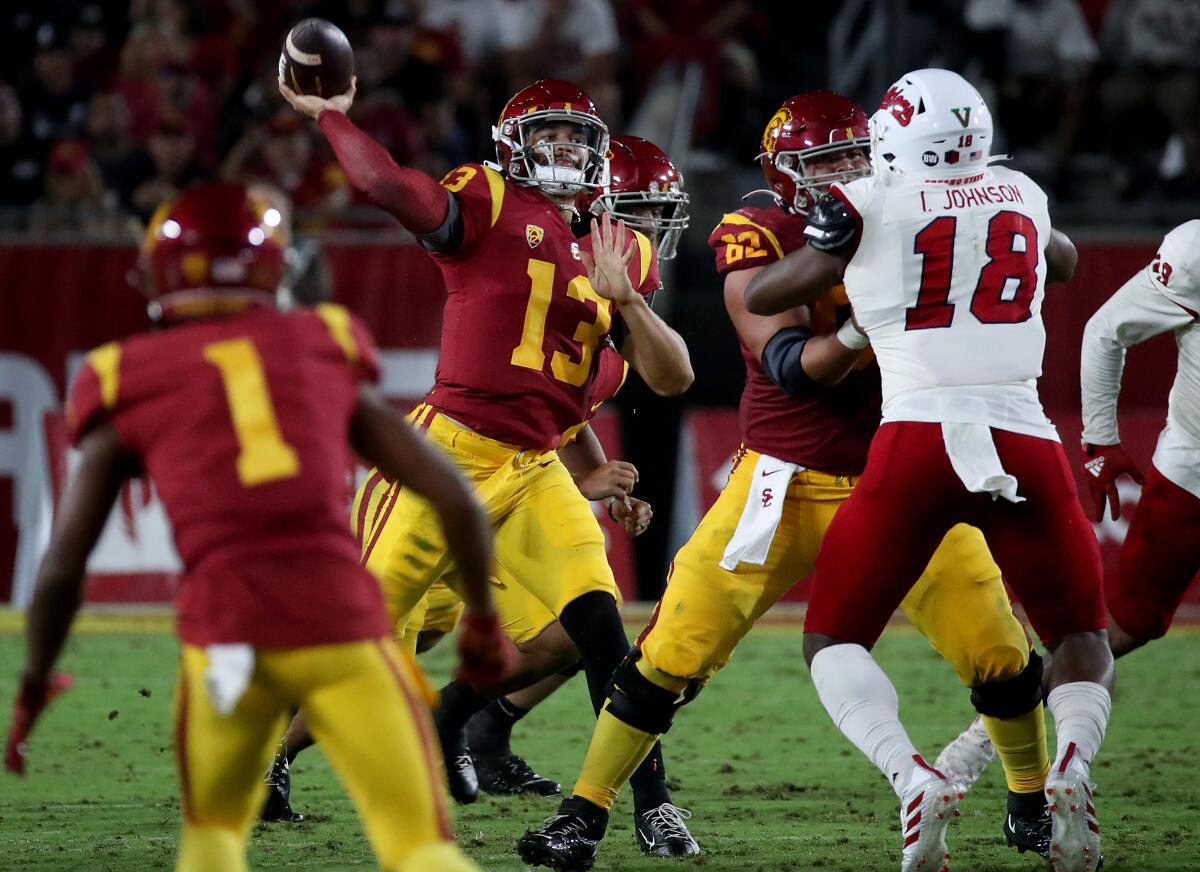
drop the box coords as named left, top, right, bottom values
left=2, top=0, right=1198, bottom=237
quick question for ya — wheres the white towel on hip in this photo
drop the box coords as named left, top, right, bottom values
left=720, top=453, right=801, bottom=570
left=204, top=644, right=256, bottom=716
left=941, top=422, right=1025, bottom=504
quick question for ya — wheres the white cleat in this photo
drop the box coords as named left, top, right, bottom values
left=899, top=757, right=962, bottom=872
left=933, top=716, right=996, bottom=796
left=1046, top=743, right=1101, bottom=872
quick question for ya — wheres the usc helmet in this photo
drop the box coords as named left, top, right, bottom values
left=141, top=182, right=287, bottom=321
left=493, top=79, right=609, bottom=197
left=584, top=135, right=690, bottom=259
left=756, top=91, right=870, bottom=214
left=870, top=68, right=993, bottom=180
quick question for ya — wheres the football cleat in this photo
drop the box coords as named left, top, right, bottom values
left=435, top=713, right=479, bottom=805
left=899, top=757, right=961, bottom=872
left=635, top=802, right=700, bottom=858
left=260, top=754, right=304, bottom=823
left=476, top=752, right=562, bottom=796
left=1004, top=807, right=1052, bottom=858
left=1046, top=744, right=1102, bottom=872
left=933, top=716, right=996, bottom=796
left=517, top=798, right=608, bottom=871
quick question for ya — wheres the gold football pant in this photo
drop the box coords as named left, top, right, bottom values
left=353, top=406, right=618, bottom=641
left=173, top=639, right=475, bottom=872
left=640, top=449, right=1030, bottom=687
left=572, top=448, right=1044, bottom=808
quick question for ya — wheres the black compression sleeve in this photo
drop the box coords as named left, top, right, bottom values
left=761, top=326, right=816, bottom=397
left=417, top=193, right=464, bottom=254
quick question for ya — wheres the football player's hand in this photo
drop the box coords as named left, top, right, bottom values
left=575, top=460, right=639, bottom=501
left=610, top=496, right=652, bottom=537
left=455, top=612, right=516, bottom=689
left=801, top=192, right=858, bottom=257
left=5, top=672, right=73, bottom=776
left=278, top=76, right=356, bottom=120
left=1081, top=442, right=1145, bottom=522
left=581, top=211, right=639, bottom=306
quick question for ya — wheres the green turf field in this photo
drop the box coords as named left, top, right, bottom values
left=1, top=616, right=1198, bottom=871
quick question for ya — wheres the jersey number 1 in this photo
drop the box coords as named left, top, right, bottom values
left=906, top=210, right=1040, bottom=331
left=203, top=338, right=300, bottom=486
left=511, top=258, right=613, bottom=386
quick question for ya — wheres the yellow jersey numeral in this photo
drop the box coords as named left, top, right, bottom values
left=721, top=230, right=769, bottom=264
left=511, top=258, right=613, bottom=386
left=203, top=338, right=301, bottom=486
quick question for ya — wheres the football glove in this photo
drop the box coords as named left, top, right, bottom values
left=455, top=612, right=516, bottom=689
left=801, top=192, right=858, bottom=256
left=1081, top=442, right=1144, bottom=522
left=5, top=672, right=73, bottom=776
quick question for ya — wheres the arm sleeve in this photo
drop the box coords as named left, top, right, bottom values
left=316, top=110, right=450, bottom=235
left=1080, top=272, right=1194, bottom=444
left=761, top=326, right=816, bottom=398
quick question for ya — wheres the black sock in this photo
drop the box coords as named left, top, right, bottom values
left=466, top=697, right=529, bottom=757
left=629, top=743, right=670, bottom=814
left=1008, top=788, right=1048, bottom=817
left=435, top=679, right=489, bottom=734
left=558, top=590, right=634, bottom=716
left=558, top=590, right=672, bottom=814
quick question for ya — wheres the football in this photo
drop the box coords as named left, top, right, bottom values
left=278, top=18, right=354, bottom=98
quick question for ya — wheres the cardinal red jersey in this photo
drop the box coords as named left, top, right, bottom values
left=708, top=203, right=880, bottom=474
left=425, top=163, right=659, bottom=449
left=66, top=304, right=391, bottom=648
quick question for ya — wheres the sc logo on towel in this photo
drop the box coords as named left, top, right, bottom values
left=761, top=488, right=775, bottom=508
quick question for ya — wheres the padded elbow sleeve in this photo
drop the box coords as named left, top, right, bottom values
left=761, top=326, right=815, bottom=397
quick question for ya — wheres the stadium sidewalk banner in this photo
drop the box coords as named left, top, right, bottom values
left=1, top=240, right=1191, bottom=605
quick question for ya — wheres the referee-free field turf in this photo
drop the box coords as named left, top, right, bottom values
left=1, top=614, right=1198, bottom=871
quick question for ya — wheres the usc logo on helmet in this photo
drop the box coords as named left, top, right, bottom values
left=760, top=106, right=792, bottom=154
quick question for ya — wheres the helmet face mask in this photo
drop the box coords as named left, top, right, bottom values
left=755, top=91, right=871, bottom=215
left=584, top=134, right=690, bottom=259
left=769, top=141, right=871, bottom=213
left=591, top=189, right=690, bottom=259
left=493, top=81, right=610, bottom=198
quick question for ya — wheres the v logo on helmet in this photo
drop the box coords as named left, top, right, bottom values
left=951, top=107, right=972, bottom=128
left=526, top=224, right=544, bottom=248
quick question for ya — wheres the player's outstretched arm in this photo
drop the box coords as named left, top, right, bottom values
left=583, top=213, right=694, bottom=395
left=8, top=423, right=129, bottom=774
left=349, top=386, right=493, bottom=617
left=1046, top=228, right=1078, bottom=284
left=725, top=268, right=866, bottom=387
left=743, top=246, right=847, bottom=315
left=278, top=79, right=450, bottom=237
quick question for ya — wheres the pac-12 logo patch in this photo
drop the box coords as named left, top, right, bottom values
left=526, top=224, right=544, bottom=248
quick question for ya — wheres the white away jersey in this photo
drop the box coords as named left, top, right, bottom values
left=1081, top=220, right=1200, bottom=453
left=832, top=166, right=1057, bottom=438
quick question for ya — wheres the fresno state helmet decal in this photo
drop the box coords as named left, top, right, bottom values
left=880, top=85, right=915, bottom=127
left=526, top=224, right=544, bottom=248
left=760, top=105, right=793, bottom=154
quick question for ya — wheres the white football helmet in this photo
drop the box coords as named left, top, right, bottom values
left=869, top=69, right=993, bottom=180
